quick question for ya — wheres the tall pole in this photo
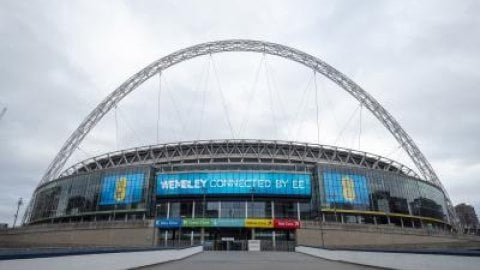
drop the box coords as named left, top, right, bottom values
left=0, top=107, right=7, bottom=121
left=13, top=197, right=23, bottom=228
left=201, top=187, right=206, bottom=245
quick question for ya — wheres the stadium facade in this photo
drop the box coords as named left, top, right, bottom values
left=26, top=140, right=451, bottom=250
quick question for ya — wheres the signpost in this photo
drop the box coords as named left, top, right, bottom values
left=248, top=240, right=261, bottom=251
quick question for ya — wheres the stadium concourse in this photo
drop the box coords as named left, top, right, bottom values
left=2, top=40, right=473, bottom=252
left=138, top=251, right=381, bottom=270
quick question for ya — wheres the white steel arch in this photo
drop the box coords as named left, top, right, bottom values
left=40, top=39, right=439, bottom=184
left=38, top=40, right=454, bottom=221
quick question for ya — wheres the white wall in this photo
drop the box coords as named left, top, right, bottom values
left=0, top=246, right=202, bottom=270
left=296, top=246, right=480, bottom=270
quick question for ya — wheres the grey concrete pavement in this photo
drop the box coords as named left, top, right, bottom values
left=136, top=251, right=384, bottom=270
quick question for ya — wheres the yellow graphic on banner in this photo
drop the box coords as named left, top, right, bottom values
left=341, top=176, right=356, bottom=202
left=245, top=219, right=273, bottom=228
left=115, top=177, right=127, bottom=202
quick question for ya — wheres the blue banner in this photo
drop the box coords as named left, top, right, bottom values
left=156, top=218, right=182, bottom=229
left=99, top=173, right=144, bottom=205
left=323, top=172, right=369, bottom=205
left=156, top=171, right=311, bottom=197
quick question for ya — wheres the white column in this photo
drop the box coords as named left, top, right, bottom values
left=218, top=201, right=222, bottom=218
left=153, top=216, right=158, bottom=247
left=272, top=230, right=276, bottom=250
left=271, top=201, right=275, bottom=219
left=164, top=201, right=170, bottom=247
left=297, top=201, right=301, bottom=220
left=191, top=201, right=195, bottom=245
left=271, top=201, right=275, bottom=249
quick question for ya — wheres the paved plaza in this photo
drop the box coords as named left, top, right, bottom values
left=137, top=251, right=383, bottom=270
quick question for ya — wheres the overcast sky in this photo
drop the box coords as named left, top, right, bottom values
left=1, top=0, right=479, bottom=225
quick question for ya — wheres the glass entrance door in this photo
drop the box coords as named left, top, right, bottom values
left=205, top=228, right=250, bottom=250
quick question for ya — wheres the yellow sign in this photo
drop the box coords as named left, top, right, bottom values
left=245, top=219, right=273, bottom=228
left=341, top=176, right=356, bottom=202
left=115, top=177, right=127, bottom=202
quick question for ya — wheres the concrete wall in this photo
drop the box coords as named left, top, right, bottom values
left=0, top=221, right=154, bottom=248
left=2, top=220, right=479, bottom=249
left=0, top=246, right=203, bottom=270
left=296, top=246, right=480, bottom=270
left=297, top=222, right=479, bottom=249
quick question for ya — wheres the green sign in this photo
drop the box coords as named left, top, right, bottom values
left=182, top=218, right=213, bottom=227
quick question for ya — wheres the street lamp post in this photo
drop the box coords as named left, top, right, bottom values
left=152, top=204, right=160, bottom=247
left=250, top=188, right=255, bottom=241
left=13, top=198, right=23, bottom=228
left=201, top=186, right=206, bottom=245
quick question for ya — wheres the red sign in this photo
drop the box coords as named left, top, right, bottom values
left=273, top=219, right=300, bottom=229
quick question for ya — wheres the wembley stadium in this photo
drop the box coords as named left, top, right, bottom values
left=25, top=139, right=452, bottom=250
left=9, top=40, right=459, bottom=251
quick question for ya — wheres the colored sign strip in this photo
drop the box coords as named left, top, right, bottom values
left=273, top=219, right=300, bottom=229
left=157, top=218, right=301, bottom=229
left=183, top=218, right=213, bottom=227
left=244, top=218, right=274, bottom=228
left=155, top=218, right=182, bottom=229
left=214, top=218, right=245, bottom=227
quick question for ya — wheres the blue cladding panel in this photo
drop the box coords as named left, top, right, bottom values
left=323, top=172, right=369, bottom=205
left=99, top=173, right=144, bottom=205
left=156, top=171, right=311, bottom=197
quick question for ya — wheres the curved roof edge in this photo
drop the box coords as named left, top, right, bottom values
left=58, top=139, right=422, bottom=181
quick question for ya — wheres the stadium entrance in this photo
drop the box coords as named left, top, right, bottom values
left=205, top=228, right=251, bottom=251
left=205, top=228, right=296, bottom=251
left=156, top=225, right=297, bottom=251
